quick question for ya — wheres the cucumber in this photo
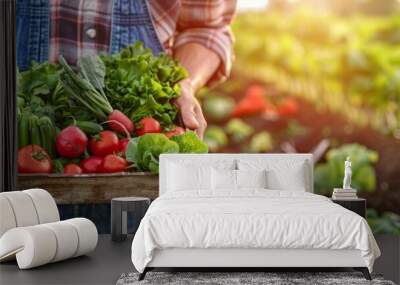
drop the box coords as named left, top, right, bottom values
left=17, top=97, right=25, bottom=109
left=38, top=116, right=56, bottom=157
left=29, top=114, right=41, bottom=146
left=18, top=110, right=30, bottom=148
left=75, top=120, right=103, bottom=135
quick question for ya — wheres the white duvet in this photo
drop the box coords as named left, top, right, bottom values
left=131, top=190, right=380, bottom=273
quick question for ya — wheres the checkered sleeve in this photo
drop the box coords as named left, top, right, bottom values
left=173, top=0, right=236, bottom=85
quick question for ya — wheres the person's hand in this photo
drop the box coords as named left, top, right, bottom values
left=175, top=78, right=207, bottom=139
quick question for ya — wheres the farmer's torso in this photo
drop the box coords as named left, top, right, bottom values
left=16, top=0, right=164, bottom=70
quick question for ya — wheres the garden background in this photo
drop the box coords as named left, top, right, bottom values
left=201, top=0, right=400, bottom=235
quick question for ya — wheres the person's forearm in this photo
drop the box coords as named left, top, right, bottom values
left=174, top=43, right=221, bottom=92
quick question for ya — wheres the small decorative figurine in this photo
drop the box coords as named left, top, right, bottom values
left=332, top=157, right=357, bottom=199
left=343, top=157, right=352, bottom=190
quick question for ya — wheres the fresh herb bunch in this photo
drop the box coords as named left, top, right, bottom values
left=59, top=55, right=113, bottom=120
left=101, top=42, right=188, bottom=128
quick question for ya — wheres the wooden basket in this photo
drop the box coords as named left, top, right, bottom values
left=17, top=172, right=159, bottom=204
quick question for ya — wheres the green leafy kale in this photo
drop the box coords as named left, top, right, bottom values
left=101, top=42, right=188, bottom=128
left=171, top=131, right=209, bottom=153
left=126, top=134, right=179, bottom=174
left=17, top=62, right=65, bottom=122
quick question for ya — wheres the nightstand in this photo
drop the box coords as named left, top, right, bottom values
left=111, top=197, right=150, bottom=242
left=331, top=198, right=366, bottom=218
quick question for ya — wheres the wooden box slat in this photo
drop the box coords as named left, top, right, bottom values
left=17, top=173, right=159, bottom=204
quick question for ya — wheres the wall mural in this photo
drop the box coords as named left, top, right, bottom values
left=10, top=1, right=400, bottom=235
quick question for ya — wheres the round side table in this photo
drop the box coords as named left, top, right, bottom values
left=111, top=197, right=150, bottom=242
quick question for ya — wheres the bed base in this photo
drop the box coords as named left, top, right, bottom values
left=138, top=248, right=372, bottom=281
left=138, top=267, right=371, bottom=281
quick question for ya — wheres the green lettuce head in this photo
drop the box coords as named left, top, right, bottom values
left=126, top=133, right=179, bottom=174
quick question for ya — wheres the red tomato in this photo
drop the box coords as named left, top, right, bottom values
left=108, top=110, right=135, bottom=134
left=63, top=163, right=83, bottom=175
left=100, top=154, right=127, bottom=173
left=277, top=98, right=299, bottom=117
left=136, top=117, right=161, bottom=136
left=56, top=126, right=88, bottom=158
left=80, top=156, right=103, bottom=173
left=89, top=131, right=119, bottom=157
left=18, top=145, right=52, bottom=174
left=231, top=85, right=270, bottom=117
left=164, top=126, right=185, bottom=138
left=118, top=138, right=130, bottom=157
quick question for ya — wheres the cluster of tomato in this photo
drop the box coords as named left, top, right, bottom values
left=18, top=115, right=184, bottom=175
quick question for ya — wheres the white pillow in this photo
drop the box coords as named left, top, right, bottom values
left=236, top=169, right=267, bottom=189
left=238, top=159, right=308, bottom=191
left=167, top=163, right=212, bottom=191
left=212, top=168, right=237, bottom=190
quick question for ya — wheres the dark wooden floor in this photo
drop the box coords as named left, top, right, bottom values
left=1, top=235, right=398, bottom=285
left=0, top=235, right=134, bottom=285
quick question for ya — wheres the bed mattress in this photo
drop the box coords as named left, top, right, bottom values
left=131, top=190, right=380, bottom=273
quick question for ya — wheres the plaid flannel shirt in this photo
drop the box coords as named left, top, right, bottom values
left=49, top=0, right=236, bottom=83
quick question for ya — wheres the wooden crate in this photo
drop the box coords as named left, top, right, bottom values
left=17, top=173, right=159, bottom=204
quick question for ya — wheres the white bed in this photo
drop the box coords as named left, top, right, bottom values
left=131, top=154, right=380, bottom=280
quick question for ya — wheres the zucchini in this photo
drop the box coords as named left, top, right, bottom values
left=75, top=120, right=103, bottom=135
left=18, top=110, right=30, bottom=148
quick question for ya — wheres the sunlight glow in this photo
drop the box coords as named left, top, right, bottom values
left=237, top=0, right=269, bottom=11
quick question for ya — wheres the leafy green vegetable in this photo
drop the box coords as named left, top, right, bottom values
left=126, top=131, right=208, bottom=173
left=59, top=55, right=113, bottom=120
left=203, top=94, right=235, bottom=120
left=17, top=42, right=192, bottom=174
left=171, top=131, right=208, bottom=153
left=314, top=144, right=378, bottom=195
left=204, top=126, right=228, bottom=152
left=18, top=62, right=60, bottom=101
left=367, top=208, right=400, bottom=235
left=78, top=54, right=107, bottom=99
left=102, top=42, right=188, bottom=128
left=225, top=118, right=254, bottom=143
left=17, top=62, right=68, bottom=124
left=246, top=131, right=273, bottom=153
left=126, top=134, right=179, bottom=174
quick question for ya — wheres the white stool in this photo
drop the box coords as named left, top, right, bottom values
left=0, top=189, right=98, bottom=269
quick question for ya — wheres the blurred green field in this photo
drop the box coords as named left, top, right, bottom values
left=200, top=5, right=400, bottom=234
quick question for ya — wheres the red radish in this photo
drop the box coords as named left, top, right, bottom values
left=63, top=163, right=83, bottom=174
left=118, top=138, right=130, bottom=157
left=102, top=120, right=131, bottom=157
left=89, top=130, right=119, bottom=157
left=136, top=117, right=161, bottom=136
left=164, top=126, right=185, bottom=138
left=56, top=126, right=88, bottom=158
left=100, top=154, right=127, bottom=173
left=108, top=110, right=134, bottom=134
left=80, top=156, right=103, bottom=173
left=18, top=145, right=52, bottom=174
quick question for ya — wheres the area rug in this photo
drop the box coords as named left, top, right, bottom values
left=116, top=271, right=395, bottom=285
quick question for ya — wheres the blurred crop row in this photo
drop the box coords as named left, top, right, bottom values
left=234, top=9, right=400, bottom=138
left=199, top=7, right=400, bottom=234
